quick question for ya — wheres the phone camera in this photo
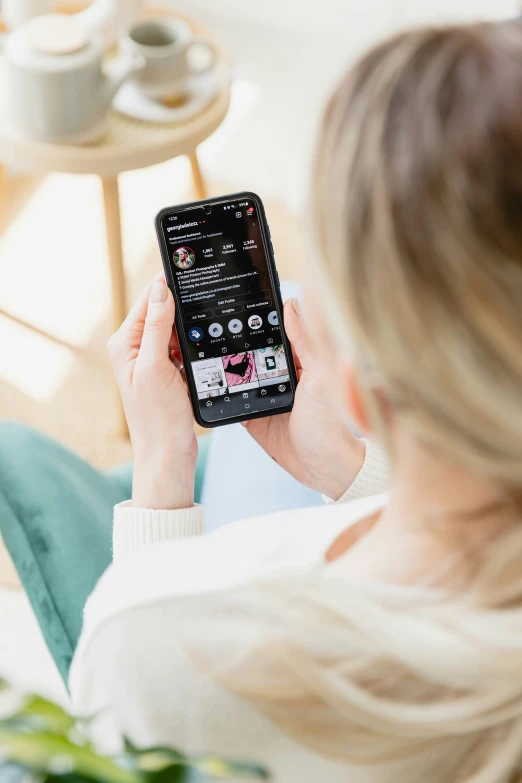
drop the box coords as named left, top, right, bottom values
left=204, top=206, right=212, bottom=215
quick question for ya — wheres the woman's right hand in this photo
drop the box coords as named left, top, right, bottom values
left=108, top=276, right=197, bottom=510
left=243, top=298, right=366, bottom=500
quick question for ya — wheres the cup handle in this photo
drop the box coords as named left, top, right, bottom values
left=187, top=38, right=218, bottom=75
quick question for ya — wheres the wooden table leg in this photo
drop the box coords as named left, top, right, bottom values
left=188, top=150, right=207, bottom=200
left=101, top=175, right=129, bottom=437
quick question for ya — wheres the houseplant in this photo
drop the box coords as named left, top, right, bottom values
left=0, top=680, right=268, bottom=783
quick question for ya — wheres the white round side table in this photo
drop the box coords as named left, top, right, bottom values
left=0, top=5, right=231, bottom=434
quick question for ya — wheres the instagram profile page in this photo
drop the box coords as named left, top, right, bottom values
left=162, top=198, right=293, bottom=423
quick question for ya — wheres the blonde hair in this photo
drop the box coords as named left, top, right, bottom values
left=205, top=22, right=522, bottom=782
left=314, top=21, right=522, bottom=490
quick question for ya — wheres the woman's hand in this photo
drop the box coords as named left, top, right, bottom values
left=243, top=298, right=366, bottom=500
left=108, top=276, right=197, bottom=510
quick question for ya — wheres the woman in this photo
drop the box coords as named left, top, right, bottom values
left=70, top=21, right=522, bottom=783
left=175, top=247, right=193, bottom=269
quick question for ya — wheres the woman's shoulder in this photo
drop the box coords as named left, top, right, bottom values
left=213, top=492, right=388, bottom=568
left=70, top=495, right=388, bottom=744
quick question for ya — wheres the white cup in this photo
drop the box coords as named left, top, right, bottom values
left=120, top=18, right=218, bottom=102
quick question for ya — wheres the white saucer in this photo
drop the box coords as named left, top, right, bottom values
left=113, top=71, right=224, bottom=124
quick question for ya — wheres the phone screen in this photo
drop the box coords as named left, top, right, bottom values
left=159, top=195, right=295, bottom=424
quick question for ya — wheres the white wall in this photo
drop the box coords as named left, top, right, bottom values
left=6, top=0, right=517, bottom=37
left=172, top=0, right=519, bottom=41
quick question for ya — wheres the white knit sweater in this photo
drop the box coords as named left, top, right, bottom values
left=70, top=440, right=394, bottom=783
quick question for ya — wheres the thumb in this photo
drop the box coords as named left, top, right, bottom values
left=139, top=281, right=175, bottom=365
left=284, top=298, right=314, bottom=372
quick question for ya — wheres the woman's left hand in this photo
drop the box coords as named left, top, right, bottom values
left=108, top=275, right=197, bottom=510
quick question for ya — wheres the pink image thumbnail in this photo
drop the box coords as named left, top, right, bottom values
left=223, top=352, right=258, bottom=386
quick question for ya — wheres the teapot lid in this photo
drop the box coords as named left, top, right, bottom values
left=25, top=13, right=89, bottom=55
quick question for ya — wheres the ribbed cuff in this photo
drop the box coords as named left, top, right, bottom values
left=324, top=438, right=389, bottom=505
left=113, top=501, right=205, bottom=560
left=340, top=438, right=389, bottom=502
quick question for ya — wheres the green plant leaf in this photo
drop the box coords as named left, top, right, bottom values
left=0, top=683, right=268, bottom=783
left=0, top=731, right=142, bottom=783
left=129, top=747, right=185, bottom=772
left=192, top=757, right=269, bottom=780
left=43, top=774, right=101, bottom=783
left=145, top=762, right=187, bottom=783
left=122, top=738, right=140, bottom=756
left=12, top=695, right=76, bottom=737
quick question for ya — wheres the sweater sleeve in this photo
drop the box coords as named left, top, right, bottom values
left=113, top=502, right=204, bottom=560
left=324, top=438, right=389, bottom=505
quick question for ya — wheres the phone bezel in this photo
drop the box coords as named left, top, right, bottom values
left=155, top=191, right=297, bottom=428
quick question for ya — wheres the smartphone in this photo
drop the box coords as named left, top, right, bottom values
left=155, top=192, right=297, bottom=428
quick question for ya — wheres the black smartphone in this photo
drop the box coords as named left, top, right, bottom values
left=155, top=192, right=297, bottom=428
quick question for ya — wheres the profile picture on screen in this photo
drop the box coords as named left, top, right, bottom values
left=173, top=246, right=195, bottom=270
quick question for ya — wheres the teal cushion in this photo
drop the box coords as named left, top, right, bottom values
left=0, top=421, right=209, bottom=683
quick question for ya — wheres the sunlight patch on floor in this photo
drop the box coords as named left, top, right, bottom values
left=0, top=174, right=109, bottom=345
left=0, top=315, right=73, bottom=401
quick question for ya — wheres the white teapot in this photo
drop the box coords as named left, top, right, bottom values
left=2, top=0, right=144, bottom=48
left=4, top=14, right=145, bottom=143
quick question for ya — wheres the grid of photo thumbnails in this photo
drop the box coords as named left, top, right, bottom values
left=192, top=344, right=290, bottom=400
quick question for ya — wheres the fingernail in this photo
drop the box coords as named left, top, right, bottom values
left=293, top=298, right=302, bottom=316
left=151, top=282, right=168, bottom=303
